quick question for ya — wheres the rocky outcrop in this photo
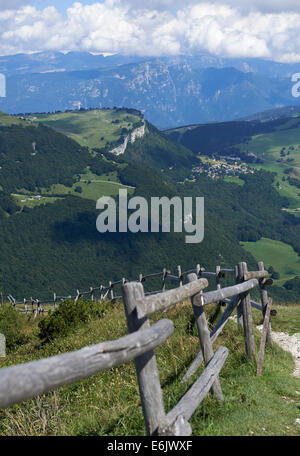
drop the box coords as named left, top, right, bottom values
left=110, top=121, right=146, bottom=156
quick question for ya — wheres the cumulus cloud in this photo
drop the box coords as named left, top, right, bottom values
left=0, top=1, right=300, bottom=62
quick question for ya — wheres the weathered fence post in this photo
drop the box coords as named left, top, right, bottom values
left=90, top=287, right=94, bottom=302
left=215, top=265, right=222, bottom=311
left=162, top=268, right=167, bottom=292
left=37, top=299, right=41, bottom=315
left=257, top=261, right=272, bottom=346
left=109, top=281, right=114, bottom=300
left=0, top=333, right=5, bottom=357
left=238, top=262, right=256, bottom=363
left=208, top=266, right=225, bottom=328
left=216, top=265, right=221, bottom=290
left=257, top=298, right=272, bottom=376
left=235, top=265, right=243, bottom=329
left=186, top=273, right=223, bottom=400
left=122, top=282, right=167, bottom=436
left=177, top=265, right=183, bottom=287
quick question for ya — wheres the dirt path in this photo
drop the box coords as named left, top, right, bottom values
left=256, top=326, right=300, bottom=378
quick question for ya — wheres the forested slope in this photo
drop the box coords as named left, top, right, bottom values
left=0, top=110, right=299, bottom=302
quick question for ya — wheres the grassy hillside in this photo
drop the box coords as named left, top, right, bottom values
left=29, top=108, right=143, bottom=150
left=166, top=115, right=300, bottom=211
left=166, top=117, right=300, bottom=298
left=241, top=237, right=300, bottom=286
left=0, top=111, right=29, bottom=127
left=236, top=121, right=300, bottom=211
left=37, top=170, right=134, bottom=202
left=0, top=300, right=299, bottom=436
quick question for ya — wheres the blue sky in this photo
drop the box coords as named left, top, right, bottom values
left=31, top=1, right=104, bottom=13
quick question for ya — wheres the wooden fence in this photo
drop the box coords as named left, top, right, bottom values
left=0, top=261, right=274, bottom=436
left=2, top=264, right=234, bottom=315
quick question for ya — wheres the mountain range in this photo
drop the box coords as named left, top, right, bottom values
left=0, top=52, right=300, bottom=129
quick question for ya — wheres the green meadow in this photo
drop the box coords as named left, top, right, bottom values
left=32, top=109, right=142, bottom=150
left=0, top=111, right=29, bottom=127
left=44, top=170, right=135, bottom=201
left=12, top=194, right=62, bottom=209
left=223, top=176, right=244, bottom=186
left=15, top=170, right=135, bottom=206
left=236, top=117, right=300, bottom=210
left=241, top=237, right=300, bottom=285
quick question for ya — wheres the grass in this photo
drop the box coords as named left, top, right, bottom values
left=31, top=109, right=142, bottom=150
left=235, top=117, right=300, bottom=210
left=223, top=176, right=244, bottom=186
left=16, top=170, right=135, bottom=205
left=0, top=300, right=299, bottom=436
left=269, top=305, right=300, bottom=335
left=241, top=237, right=300, bottom=286
left=12, top=194, right=62, bottom=209
left=251, top=161, right=300, bottom=210
left=45, top=170, right=134, bottom=201
left=0, top=111, right=30, bottom=127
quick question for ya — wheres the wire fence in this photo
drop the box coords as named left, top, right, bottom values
left=3, top=264, right=236, bottom=316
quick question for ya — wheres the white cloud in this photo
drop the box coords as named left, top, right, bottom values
left=0, top=1, right=300, bottom=62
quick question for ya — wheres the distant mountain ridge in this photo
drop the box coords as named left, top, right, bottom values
left=0, top=52, right=300, bottom=128
left=238, top=105, right=300, bottom=122
left=2, top=51, right=300, bottom=78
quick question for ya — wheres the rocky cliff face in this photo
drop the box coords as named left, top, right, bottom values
left=110, top=121, right=146, bottom=155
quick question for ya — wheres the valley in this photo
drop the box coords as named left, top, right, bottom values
left=0, top=108, right=300, bottom=305
left=167, top=115, right=300, bottom=212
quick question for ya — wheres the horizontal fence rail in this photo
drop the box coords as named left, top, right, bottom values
left=194, top=278, right=260, bottom=307
left=0, top=319, right=174, bottom=410
left=135, top=278, right=209, bottom=318
left=0, top=260, right=274, bottom=436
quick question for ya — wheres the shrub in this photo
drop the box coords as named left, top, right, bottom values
left=284, top=276, right=300, bottom=291
left=38, top=299, right=106, bottom=342
left=0, top=305, right=28, bottom=350
left=271, top=271, right=280, bottom=280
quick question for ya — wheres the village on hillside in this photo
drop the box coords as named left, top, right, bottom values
left=192, top=156, right=254, bottom=179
